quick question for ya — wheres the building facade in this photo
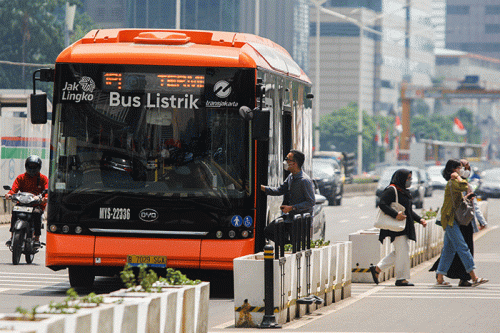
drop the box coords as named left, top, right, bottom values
left=81, top=0, right=310, bottom=72
left=309, top=0, right=435, bottom=118
left=446, top=0, right=500, bottom=60
left=432, top=0, right=446, bottom=49
left=435, top=48, right=500, bottom=122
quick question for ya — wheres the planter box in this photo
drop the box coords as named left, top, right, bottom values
left=343, top=241, right=352, bottom=299
left=349, top=231, right=384, bottom=283
left=109, top=283, right=210, bottom=333
left=325, top=243, right=338, bottom=305
left=0, top=313, right=65, bottom=333
left=10, top=282, right=210, bottom=333
left=233, top=242, right=352, bottom=327
left=233, top=252, right=291, bottom=327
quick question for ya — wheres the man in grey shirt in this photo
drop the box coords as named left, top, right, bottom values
left=261, top=150, right=315, bottom=241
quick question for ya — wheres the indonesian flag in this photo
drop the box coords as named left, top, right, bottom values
left=383, top=130, right=389, bottom=149
left=394, top=136, right=399, bottom=158
left=395, top=116, right=403, bottom=133
left=375, top=125, right=382, bottom=147
left=453, top=117, right=467, bottom=136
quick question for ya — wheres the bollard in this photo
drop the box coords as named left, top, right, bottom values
left=260, top=244, right=281, bottom=329
left=274, top=218, right=285, bottom=259
left=292, top=214, right=301, bottom=253
left=304, top=213, right=311, bottom=250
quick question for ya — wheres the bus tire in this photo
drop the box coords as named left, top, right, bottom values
left=69, top=266, right=95, bottom=288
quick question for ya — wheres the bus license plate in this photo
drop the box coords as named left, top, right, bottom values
left=13, top=206, right=33, bottom=213
left=127, top=255, right=167, bottom=268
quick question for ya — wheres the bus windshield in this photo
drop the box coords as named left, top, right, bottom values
left=51, top=64, right=252, bottom=203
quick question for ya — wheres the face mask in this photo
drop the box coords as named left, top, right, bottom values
left=283, top=160, right=289, bottom=171
left=460, top=169, right=471, bottom=178
left=405, top=179, right=412, bottom=188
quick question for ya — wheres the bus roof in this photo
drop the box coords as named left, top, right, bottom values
left=57, top=29, right=311, bottom=84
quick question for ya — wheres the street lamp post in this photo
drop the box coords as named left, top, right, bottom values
left=311, top=3, right=409, bottom=173
left=311, top=0, right=327, bottom=152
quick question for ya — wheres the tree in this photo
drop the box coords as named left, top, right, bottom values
left=319, top=103, right=385, bottom=171
left=0, top=1, right=94, bottom=90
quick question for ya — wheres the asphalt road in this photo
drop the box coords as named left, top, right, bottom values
left=0, top=189, right=476, bottom=332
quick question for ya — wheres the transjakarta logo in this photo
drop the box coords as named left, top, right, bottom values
left=109, top=92, right=200, bottom=109
left=61, top=77, right=96, bottom=103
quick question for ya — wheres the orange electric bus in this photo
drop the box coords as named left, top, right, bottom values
left=30, top=29, right=320, bottom=287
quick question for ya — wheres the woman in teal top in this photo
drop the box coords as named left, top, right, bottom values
left=435, top=159, right=488, bottom=287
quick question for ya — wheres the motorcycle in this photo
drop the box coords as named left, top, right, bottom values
left=3, top=185, right=46, bottom=265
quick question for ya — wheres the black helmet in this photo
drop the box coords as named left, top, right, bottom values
left=25, top=155, right=42, bottom=177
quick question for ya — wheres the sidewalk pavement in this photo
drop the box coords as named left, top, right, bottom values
left=229, top=224, right=500, bottom=333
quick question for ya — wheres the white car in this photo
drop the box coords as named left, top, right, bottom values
left=427, top=165, right=446, bottom=189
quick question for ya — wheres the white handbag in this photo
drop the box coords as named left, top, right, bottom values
left=374, top=185, right=406, bottom=232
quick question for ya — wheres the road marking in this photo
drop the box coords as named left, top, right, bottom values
left=359, top=216, right=369, bottom=219
left=0, top=275, right=67, bottom=281
left=0, top=283, right=68, bottom=288
left=0, top=272, right=67, bottom=277
left=282, top=286, right=385, bottom=329
left=338, top=219, right=349, bottom=223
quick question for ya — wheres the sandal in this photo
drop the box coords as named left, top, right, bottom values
left=459, top=280, right=472, bottom=287
left=471, top=278, right=489, bottom=287
left=369, top=265, right=379, bottom=285
left=434, top=281, right=451, bottom=287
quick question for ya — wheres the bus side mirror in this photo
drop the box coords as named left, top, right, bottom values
left=252, top=108, right=270, bottom=141
left=239, top=106, right=269, bottom=141
left=30, top=93, right=48, bottom=124
left=30, top=68, right=54, bottom=125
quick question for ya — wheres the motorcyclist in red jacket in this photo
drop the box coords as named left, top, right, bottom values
left=5, top=155, right=48, bottom=248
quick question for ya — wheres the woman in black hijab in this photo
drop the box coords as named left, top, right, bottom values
left=369, top=169, right=428, bottom=286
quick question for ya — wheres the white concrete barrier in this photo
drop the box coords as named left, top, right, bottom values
left=234, top=241, right=352, bottom=327
left=350, top=218, right=447, bottom=284
left=0, top=282, right=210, bottom=333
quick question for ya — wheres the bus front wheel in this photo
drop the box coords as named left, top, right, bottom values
left=69, top=266, right=95, bottom=288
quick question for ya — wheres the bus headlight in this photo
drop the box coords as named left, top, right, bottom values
left=228, top=230, right=236, bottom=238
left=75, top=226, right=83, bottom=234
left=62, top=225, right=70, bottom=233
left=216, top=231, right=223, bottom=239
left=241, top=230, right=249, bottom=238
left=49, top=225, right=57, bottom=232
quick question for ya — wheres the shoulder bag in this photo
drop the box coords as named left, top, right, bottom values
left=448, top=181, right=474, bottom=226
left=374, top=185, right=406, bottom=232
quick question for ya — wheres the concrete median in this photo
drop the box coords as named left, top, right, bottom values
left=0, top=282, right=210, bottom=333
left=233, top=241, right=352, bottom=328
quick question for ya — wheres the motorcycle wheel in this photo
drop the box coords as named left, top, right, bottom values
left=11, top=231, right=23, bottom=265
left=25, top=252, right=34, bottom=264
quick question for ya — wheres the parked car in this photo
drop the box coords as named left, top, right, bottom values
left=313, top=180, right=327, bottom=240
left=312, top=158, right=343, bottom=206
left=421, top=170, right=433, bottom=197
left=426, top=165, right=446, bottom=190
left=475, top=168, right=500, bottom=200
left=375, top=166, right=425, bottom=208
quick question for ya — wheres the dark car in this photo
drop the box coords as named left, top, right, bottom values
left=375, top=166, right=425, bottom=209
left=312, top=158, right=343, bottom=206
left=475, top=168, right=500, bottom=200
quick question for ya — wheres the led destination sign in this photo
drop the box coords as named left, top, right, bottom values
left=103, top=72, right=205, bottom=94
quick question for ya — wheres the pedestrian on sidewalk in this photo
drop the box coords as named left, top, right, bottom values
left=370, top=169, right=427, bottom=286
left=434, top=159, right=488, bottom=287
left=429, top=159, right=488, bottom=286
